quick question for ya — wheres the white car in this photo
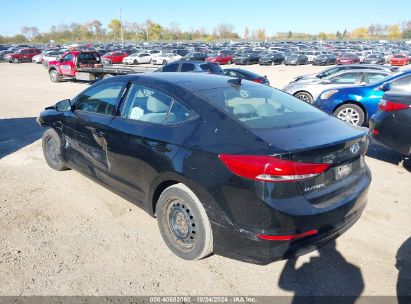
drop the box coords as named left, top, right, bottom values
left=152, top=53, right=182, bottom=65
left=42, top=51, right=65, bottom=66
left=122, top=53, right=152, bottom=65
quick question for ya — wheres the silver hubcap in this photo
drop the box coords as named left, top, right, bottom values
left=337, top=108, right=360, bottom=125
left=296, top=93, right=312, bottom=103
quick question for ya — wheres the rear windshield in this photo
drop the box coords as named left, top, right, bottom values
left=196, top=82, right=328, bottom=129
left=199, top=63, right=223, bottom=73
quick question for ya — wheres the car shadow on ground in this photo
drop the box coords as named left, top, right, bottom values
left=366, top=143, right=411, bottom=173
left=397, top=237, right=411, bottom=304
left=0, top=117, right=43, bottom=159
left=278, top=240, right=364, bottom=304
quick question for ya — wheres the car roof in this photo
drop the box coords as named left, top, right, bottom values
left=109, top=72, right=234, bottom=92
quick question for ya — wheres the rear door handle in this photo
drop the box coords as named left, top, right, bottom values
left=153, top=143, right=171, bottom=153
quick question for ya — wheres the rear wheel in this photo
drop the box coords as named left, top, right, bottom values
left=133, top=59, right=138, bottom=65
left=42, top=128, right=67, bottom=171
left=227, top=60, right=232, bottom=64
left=334, top=104, right=365, bottom=126
left=294, top=91, right=314, bottom=104
left=49, top=69, right=62, bottom=82
left=156, top=183, right=213, bottom=261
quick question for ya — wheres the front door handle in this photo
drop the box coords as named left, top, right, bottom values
left=153, top=143, right=172, bottom=153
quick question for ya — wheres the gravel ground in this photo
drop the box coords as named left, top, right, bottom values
left=0, top=62, right=410, bottom=297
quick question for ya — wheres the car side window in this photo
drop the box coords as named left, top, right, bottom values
left=391, top=75, right=411, bottom=90
left=62, top=54, right=74, bottom=62
left=76, top=82, right=123, bottom=115
left=364, top=73, right=387, bottom=84
left=162, top=63, right=179, bottom=72
left=121, top=84, right=195, bottom=125
left=331, top=73, right=358, bottom=84
left=181, top=63, right=195, bottom=72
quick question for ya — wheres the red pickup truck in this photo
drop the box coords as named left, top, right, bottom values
left=47, top=51, right=155, bottom=82
left=9, top=48, right=41, bottom=63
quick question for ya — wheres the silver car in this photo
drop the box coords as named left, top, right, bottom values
left=283, top=69, right=391, bottom=104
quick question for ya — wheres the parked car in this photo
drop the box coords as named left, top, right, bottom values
left=390, top=54, right=410, bottom=66
left=337, top=53, right=361, bottom=65
left=315, top=70, right=411, bottom=126
left=0, top=50, right=14, bottom=61
left=292, top=64, right=398, bottom=83
left=122, top=53, right=152, bottom=65
left=37, top=73, right=371, bottom=265
left=283, top=70, right=391, bottom=104
left=41, top=51, right=65, bottom=66
left=304, top=51, right=322, bottom=63
left=181, top=52, right=208, bottom=61
left=369, top=90, right=411, bottom=156
left=362, top=54, right=385, bottom=65
left=8, top=48, right=41, bottom=63
left=284, top=54, right=308, bottom=66
left=205, top=51, right=234, bottom=65
left=102, top=51, right=129, bottom=64
left=233, top=52, right=261, bottom=65
left=258, top=53, right=285, bottom=65
left=223, top=68, right=270, bottom=85
left=157, top=61, right=224, bottom=74
left=312, top=54, right=337, bottom=66
left=152, top=53, right=182, bottom=65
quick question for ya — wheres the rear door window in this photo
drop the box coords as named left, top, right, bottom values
left=162, top=63, right=179, bottom=72
left=181, top=63, right=195, bottom=72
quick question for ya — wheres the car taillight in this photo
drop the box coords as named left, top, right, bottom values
left=253, top=78, right=263, bottom=83
left=218, top=154, right=330, bottom=182
left=378, top=99, right=410, bottom=111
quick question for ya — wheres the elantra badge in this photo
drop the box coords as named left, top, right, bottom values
left=350, top=143, right=360, bottom=154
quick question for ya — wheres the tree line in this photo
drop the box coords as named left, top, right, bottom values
left=1, top=19, right=411, bottom=44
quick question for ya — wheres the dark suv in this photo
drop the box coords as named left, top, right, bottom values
left=157, top=61, right=224, bottom=75
left=9, top=48, right=41, bottom=63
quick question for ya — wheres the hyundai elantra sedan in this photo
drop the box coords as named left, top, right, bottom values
left=37, top=73, right=371, bottom=265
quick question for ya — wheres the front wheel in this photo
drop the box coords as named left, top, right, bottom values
left=294, top=91, right=314, bottom=104
left=12, top=58, right=19, bottom=63
left=42, top=128, right=67, bottom=171
left=334, top=104, right=365, bottom=126
left=156, top=183, right=213, bottom=261
left=49, top=69, right=62, bottom=82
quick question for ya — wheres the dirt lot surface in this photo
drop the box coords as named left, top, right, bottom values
left=0, top=62, right=410, bottom=297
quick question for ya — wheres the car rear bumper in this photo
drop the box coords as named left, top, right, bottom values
left=210, top=167, right=371, bottom=265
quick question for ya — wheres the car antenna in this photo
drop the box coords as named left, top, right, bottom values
left=228, top=78, right=242, bottom=85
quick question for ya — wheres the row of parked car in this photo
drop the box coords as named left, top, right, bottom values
left=2, top=40, right=411, bottom=67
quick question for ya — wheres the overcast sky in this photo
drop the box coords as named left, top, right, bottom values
left=1, top=0, right=411, bottom=36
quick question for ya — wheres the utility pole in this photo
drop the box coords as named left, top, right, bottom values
left=120, top=7, right=124, bottom=45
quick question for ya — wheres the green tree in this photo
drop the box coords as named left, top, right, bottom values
left=388, top=24, right=401, bottom=40
left=287, top=31, right=292, bottom=38
left=108, top=19, right=122, bottom=39
left=402, top=29, right=411, bottom=39
left=336, top=31, right=342, bottom=39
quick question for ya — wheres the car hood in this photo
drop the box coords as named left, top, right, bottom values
left=253, top=116, right=366, bottom=153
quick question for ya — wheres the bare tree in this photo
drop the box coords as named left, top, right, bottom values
left=21, top=26, right=39, bottom=41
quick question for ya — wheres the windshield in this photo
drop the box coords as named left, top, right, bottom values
left=196, top=82, right=328, bottom=129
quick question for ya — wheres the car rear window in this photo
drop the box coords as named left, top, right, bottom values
left=196, top=82, right=328, bottom=129
left=199, top=63, right=223, bottom=74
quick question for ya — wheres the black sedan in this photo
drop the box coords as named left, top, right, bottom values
left=223, top=68, right=270, bottom=85
left=284, top=54, right=308, bottom=65
left=233, top=52, right=261, bottom=65
left=37, top=73, right=371, bottom=265
left=181, top=52, right=208, bottom=61
left=370, top=90, right=411, bottom=156
left=313, top=54, right=337, bottom=66
left=259, top=53, right=285, bottom=66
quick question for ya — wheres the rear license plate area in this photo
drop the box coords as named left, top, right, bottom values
left=335, top=163, right=352, bottom=180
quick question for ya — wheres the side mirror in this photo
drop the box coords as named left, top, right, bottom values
left=55, top=99, right=72, bottom=112
left=380, top=82, right=392, bottom=92
left=58, top=58, right=63, bottom=62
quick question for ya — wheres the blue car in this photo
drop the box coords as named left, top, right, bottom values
left=315, top=70, right=411, bottom=126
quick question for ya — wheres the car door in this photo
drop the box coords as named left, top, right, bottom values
left=69, top=81, right=126, bottom=176
left=105, top=82, right=200, bottom=204
left=59, top=53, right=75, bottom=76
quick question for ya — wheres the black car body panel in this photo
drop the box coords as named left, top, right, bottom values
left=369, top=91, right=411, bottom=155
left=37, top=73, right=371, bottom=264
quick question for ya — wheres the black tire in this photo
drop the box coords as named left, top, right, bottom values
left=12, top=58, right=19, bottom=63
left=133, top=59, right=138, bottom=65
left=294, top=91, right=314, bottom=104
left=49, top=69, right=62, bottom=82
left=42, top=128, right=67, bottom=171
left=156, top=183, right=213, bottom=261
left=227, top=60, right=232, bottom=65
left=271, top=61, right=275, bottom=66
left=334, top=103, right=365, bottom=126
left=162, top=60, right=166, bottom=65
